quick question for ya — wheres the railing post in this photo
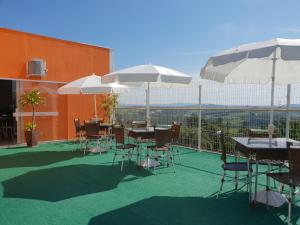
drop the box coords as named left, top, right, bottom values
left=286, top=84, right=291, bottom=139
left=198, top=85, right=202, bottom=151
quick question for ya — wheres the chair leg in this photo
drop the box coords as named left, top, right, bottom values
left=127, top=150, right=131, bottom=162
left=121, top=155, right=125, bottom=171
left=112, top=151, right=117, bottom=166
left=254, top=162, right=259, bottom=204
left=288, top=186, right=292, bottom=225
left=292, top=187, right=296, bottom=206
left=78, top=136, right=83, bottom=150
left=136, top=147, right=140, bottom=164
left=99, top=139, right=102, bottom=155
left=169, top=150, right=175, bottom=173
left=234, top=171, right=239, bottom=190
left=266, top=163, right=271, bottom=208
left=217, top=170, right=226, bottom=199
left=177, top=147, right=181, bottom=164
left=162, top=152, right=166, bottom=166
left=76, top=133, right=83, bottom=151
left=153, top=151, right=158, bottom=174
left=84, top=140, right=88, bottom=156
left=75, top=137, right=79, bottom=151
left=248, top=170, right=252, bottom=203
left=146, top=149, right=150, bottom=170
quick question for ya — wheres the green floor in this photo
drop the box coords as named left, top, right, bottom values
left=0, top=142, right=299, bottom=225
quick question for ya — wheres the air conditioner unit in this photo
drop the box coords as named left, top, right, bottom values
left=26, top=58, right=47, bottom=77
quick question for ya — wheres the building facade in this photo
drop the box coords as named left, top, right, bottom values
left=0, top=28, right=111, bottom=145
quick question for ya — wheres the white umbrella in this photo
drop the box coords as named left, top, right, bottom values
left=102, top=64, right=192, bottom=126
left=200, top=38, right=300, bottom=207
left=58, top=74, right=127, bottom=119
left=201, top=38, right=300, bottom=137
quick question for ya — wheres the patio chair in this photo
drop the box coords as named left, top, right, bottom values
left=84, top=121, right=105, bottom=156
left=267, top=145, right=300, bottom=225
left=112, top=126, right=137, bottom=171
left=247, top=128, right=285, bottom=175
left=148, top=128, right=175, bottom=173
left=74, top=118, right=84, bottom=150
left=217, top=130, right=252, bottom=199
left=171, top=122, right=181, bottom=164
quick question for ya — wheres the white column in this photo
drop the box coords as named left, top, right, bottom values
left=286, top=84, right=291, bottom=139
left=198, top=85, right=202, bottom=151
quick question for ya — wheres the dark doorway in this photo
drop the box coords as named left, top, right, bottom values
left=0, top=80, right=17, bottom=145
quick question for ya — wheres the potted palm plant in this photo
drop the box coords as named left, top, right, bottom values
left=19, top=89, right=45, bottom=147
left=101, top=94, right=118, bottom=123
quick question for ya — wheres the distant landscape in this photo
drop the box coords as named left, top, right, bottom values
left=116, top=104, right=300, bottom=153
left=119, top=103, right=300, bottom=109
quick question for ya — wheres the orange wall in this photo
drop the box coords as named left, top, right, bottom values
left=0, top=28, right=111, bottom=141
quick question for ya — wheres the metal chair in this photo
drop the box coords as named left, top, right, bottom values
left=112, top=126, right=137, bottom=171
left=217, top=130, right=252, bottom=200
left=148, top=128, right=175, bottom=173
left=74, top=118, right=84, bottom=150
left=267, top=145, right=300, bottom=225
left=84, top=121, right=104, bottom=156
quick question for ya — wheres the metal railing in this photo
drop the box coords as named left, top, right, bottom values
left=116, top=106, right=300, bottom=154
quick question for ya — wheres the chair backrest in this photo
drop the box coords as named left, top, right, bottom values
left=217, top=130, right=227, bottom=163
left=132, top=121, right=147, bottom=128
left=288, top=146, right=300, bottom=176
left=74, top=118, right=81, bottom=133
left=113, top=126, right=125, bottom=144
left=155, top=128, right=172, bottom=147
left=84, top=121, right=100, bottom=137
left=171, top=122, right=181, bottom=141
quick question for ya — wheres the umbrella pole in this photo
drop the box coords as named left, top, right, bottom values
left=146, top=82, right=150, bottom=127
left=93, top=94, right=98, bottom=120
left=198, top=85, right=202, bottom=151
left=269, top=49, right=277, bottom=142
left=286, top=84, right=291, bottom=139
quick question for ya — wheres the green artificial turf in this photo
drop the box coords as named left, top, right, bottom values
left=0, top=142, right=299, bottom=225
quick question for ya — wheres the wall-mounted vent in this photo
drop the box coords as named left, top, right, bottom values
left=26, top=59, right=47, bottom=77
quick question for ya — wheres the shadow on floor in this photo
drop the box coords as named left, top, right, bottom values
left=2, top=162, right=151, bottom=202
left=0, top=150, right=82, bottom=169
left=88, top=193, right=300, bottom=225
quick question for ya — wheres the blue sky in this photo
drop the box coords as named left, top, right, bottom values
left=1, top=0, right=300, bottom=77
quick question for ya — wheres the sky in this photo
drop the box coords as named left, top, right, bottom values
left=1, top=0, right=300, bottom=78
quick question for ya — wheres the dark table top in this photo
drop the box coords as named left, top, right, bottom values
left=80, top=123, right=113, bottom=130
left=126, top=127, right=169, bottom=133
left=232, top=137, right=300, bottom=160
left=233, top=137, right=300, bottom=150
left=99, top=123, right=113, bottom=128
left=126, top=127, right=169, bottom=139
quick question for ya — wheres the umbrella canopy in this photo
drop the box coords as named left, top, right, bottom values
left=102, top=64, right=192, bottom=126
left=201, top=38, right=300, bottom=84
left=57, top=74, right=126, bottom=95
left=58, top=74, right=127, bottom=119
left=200, top=38, right=300, bottom=138
left=102, top=64, right=192, bottom=86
